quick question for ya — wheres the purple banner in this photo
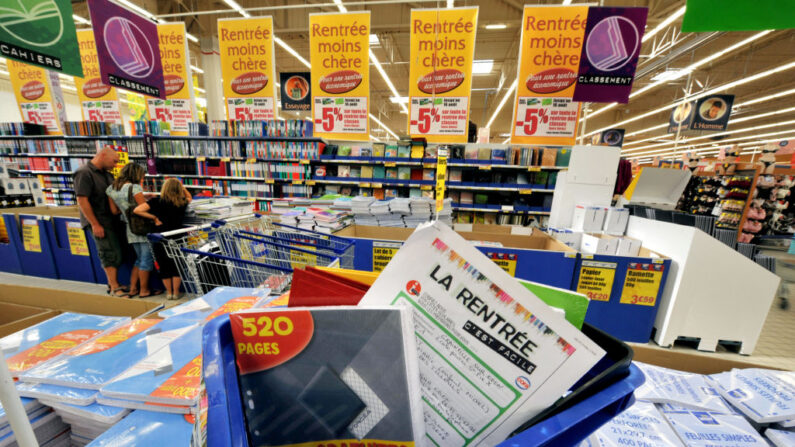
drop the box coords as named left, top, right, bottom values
left=572, top=7, right=647, bottom=104
left=87, top=0, right=165, bottom=99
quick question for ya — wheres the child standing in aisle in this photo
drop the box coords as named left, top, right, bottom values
left=134, top=178, right=192, bottom=300
left=107, top=163, right=164, bottom=298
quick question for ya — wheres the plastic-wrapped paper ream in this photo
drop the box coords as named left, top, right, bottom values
left=17, top=382, right=98, bottom=406
left=578, top=400, right=684, bottom=446
left=664, top=409, right=769, bottom=447
left=44, top=402, right=129, bottom=426
left=20, top=319, right=197, bottom=389
left=635, top=362, right=734, bottom=413
left=158, top=286, right=272, bottom=321
left=766, top=428, right=795, bottom=447
left=1, top=313, right=128, bottom=376
left=85, top=410, right=195, bottom=446
left=709, top=369, right=795, bottom=424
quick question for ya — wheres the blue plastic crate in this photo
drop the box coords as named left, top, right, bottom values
left=203, top=317, right=643, bottom=447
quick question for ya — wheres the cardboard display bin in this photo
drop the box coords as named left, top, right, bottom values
left=334, top=224, right=579, bottom=289
left=0, top=284, right=161, bottom=318
left=0, top=302, right=60, bottom=338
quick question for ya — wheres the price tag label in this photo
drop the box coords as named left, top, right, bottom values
left=479, top=165, right=492, bottom=171
left=423, top=163, right=436, bottom=169
left=21, top=218, right=41, bottom=253
left=519, top=189, right=533, bottom=195
left=384, top=162, right=396, bottom=167
left=620, top=263, right=665, bottom=306
left=501, top=205, right=514, bottom=212
left=300, top=160, right=310, bottom=165
left=197, top=157, right=206, bottom=162
left=247, top=158, right=256, bottom=164
left=359, top=183, right=371, bottom=188
left=305, top=180, right=316, bottom=186
left=66, top=221, right=89, bottom=256
left=528, top=166, right=541, bottom=172
left=371, top=183, right=382, bottom=188
left=222, top=157, right=231, bottom=162
left=576, top=260, right=616, bottom=302
left=292, top=180, right=302, bottom=185
left=421, top=185, right=432, bottom=191
left=265, top=179, right=275, bottom=184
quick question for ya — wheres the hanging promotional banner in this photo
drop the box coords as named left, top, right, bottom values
left=572, top=7, right=648, bottom=104
left=87, top=0, right=166, bottom=98
left=309, top=12, right=370, bottom=141
left=279, top=72, right=311, bottom=112
left=74, top=30, right=122, bottom=124
left=598, top=128, right=625, bottom=147
left=407, top=7, right=478, bottom=143
left=146, top=23, right=195, bottom=135
left=668, top=101, right=694, bottom=134
left=690, top=94, right=735, bottom=131
left=218, top=17, right=277, bottom=121
left=0, top=0, right=82, bottom=76
left=510, top=5, right=587, bottom=145
left=8, top=60, right=63, bottom=134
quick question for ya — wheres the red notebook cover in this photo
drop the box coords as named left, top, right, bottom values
left=287, top=268, right=368, bottom=307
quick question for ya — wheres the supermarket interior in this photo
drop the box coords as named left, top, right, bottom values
left=0, top=0, right=793, bottom=446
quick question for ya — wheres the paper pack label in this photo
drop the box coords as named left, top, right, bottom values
left=66, top=221, right=89, bottom=256
left=359, top=222, right=605, bottom=445
left=585, top=401, right=684, bottom=446
left=620, top=263, right=664, bottom=306
left=576, top=260, right=616, bottom=302
left=709, top=369, right=795, bottom=423
left=21, top=218, right=41, bottom=252
left=372, top=241, right=402, bottom=273
left=664, top=410, right=768, bottom=447
left=766, top=428, right=795, bottom=447
left=635, top=362, right=732, bottom=413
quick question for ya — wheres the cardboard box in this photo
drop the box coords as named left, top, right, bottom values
left=580, top=233, right=618, bottom=255
left=616, top=236, right=642, bottom=257
left=0, top=302, right=59, bottom=338
left=571, top=205, right=607, bottom=232
left=630, top=344, right=783, bottom=374
left=0, top=284, right=161, bottom=318
left=604, top=207, right=630, bottom=235
left=547, top=228, right=583, bottom=249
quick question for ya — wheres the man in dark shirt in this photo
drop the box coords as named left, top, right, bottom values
left=74, top=147, right=127, bottom=297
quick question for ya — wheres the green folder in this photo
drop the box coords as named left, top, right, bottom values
left=519, top=280, right=589, bottom=329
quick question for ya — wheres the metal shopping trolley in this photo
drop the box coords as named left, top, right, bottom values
left=149, top=214, right=354, bottom=295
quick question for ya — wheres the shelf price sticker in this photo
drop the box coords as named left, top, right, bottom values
left=66, top=221, right=90, bottom=256
left=576, top=260, right=616, bottom=302
left=372, top=241, right=402, bottom=273
left=21, top=218, right=42, bottom=253
left=487, top=252, right=517, bottom=277
left=620, top=263, right=664, bottom=306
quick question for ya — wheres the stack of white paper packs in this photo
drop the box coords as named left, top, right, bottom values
left=45, top=403, right=128, bottom=446
left=0, top=406, right=69, bottom=447
left=86, top=410, right=194, bottom=446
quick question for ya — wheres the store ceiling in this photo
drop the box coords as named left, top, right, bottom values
left=68, top=0, right=795, bottom=161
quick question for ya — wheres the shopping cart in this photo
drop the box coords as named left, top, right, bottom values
left=149, top=215, right=353, bottom=295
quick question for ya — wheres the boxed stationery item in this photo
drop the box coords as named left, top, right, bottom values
left=572, top=205, right=607, bottom=232
left=580, top=233, right=618, bottom=255
left=615, top=236, right=642, bottom=257
left=603, top=207, right=630, bottom=235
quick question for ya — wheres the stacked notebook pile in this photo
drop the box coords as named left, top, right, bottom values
left=47, top=403, right=128, bottom=446
left=404, top=198, right=434, bottom=228
left=185, top=198, right=254, bottom=224
left=351, top=196, right=378, bottom=226
left=278, top=207, right=352, bottom=233
left=388, top=198, right=412, bottom=215
left=0, top=398, right=69, bottom=447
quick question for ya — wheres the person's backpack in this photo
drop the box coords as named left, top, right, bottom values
left=126, top=185, right=154, bottom=236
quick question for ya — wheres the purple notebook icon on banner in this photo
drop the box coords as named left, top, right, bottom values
left=104, top=17, right=154, bottom=78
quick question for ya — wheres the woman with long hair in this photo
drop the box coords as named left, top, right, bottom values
left=106, top=163, right=163, bottom=298
left=134, top=178, right=192, bottom=300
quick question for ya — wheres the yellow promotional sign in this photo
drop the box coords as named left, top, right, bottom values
left=21, top=218, right=41, bottom=253
left=576, top=260, right=616, bottom=302
left=372, top=241, right=402, bottom=272
left=408, top=7, right=478, bottom=143
left=8, top=60, right=63, bottom=134
left=487, top=252, right=518, bottom=277
left=110, top=147, right=129, bottom=178
left=66, top=221, right=90, bottom=256
left=620, top=263, right=665, bottom=306
left=147, top=23, right=196, bottom=136
left=511, top=6, right=587, bottom=145
left=218, top=17, right=277, bottom=121
left=309, top=12, right=370, bottom=141
left=74, top=30, right=122, bottom=124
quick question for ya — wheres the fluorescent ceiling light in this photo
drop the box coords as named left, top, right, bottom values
left=73, top=14, right=90, bottom=25
left=369, top=34, right=379, bottom=46
left=276, top=82, right=281, bottom=88
left=369, top=114, right=398, bottom=139
left=370, top=50, right=407, bottom=113
left=642, top=6, right=686, bottom=43
left=370, top=134, right=382, bottom=142
left=190, top=65, right=204, bottom=74
left=186, top=33, right=198, bottom=43
left=626, top=129, right=795, bottom=158
left=116, top=0, right=157, bottom=20
left=584, top=31, right=771, bottom=123
left=499, top=133, right=510, bottom=137
left=586, top=59, right=795, bottom=138
left=502, top=137, right=511, bottom=144
left=334, top=0, right=348, bottom=12
left=447, top=0, right=454, bottom=7
left=275, top=37, right=310, bottom=68
left=650, top=68, right=693, bottom=82
left=561, top=0, right=573, bottom=4
left=195, top=86, right=206, bottom=94
left=472, top=60, right=494, bottom=75
left=390, top=96, right=408, bottom=104
left=223, top=0, right=250, bottom=18
left=485, top=24, right=507, bottom=30
left=486, top=79, right=517, bottom=129
left=0, top=70, right=8, bottom=76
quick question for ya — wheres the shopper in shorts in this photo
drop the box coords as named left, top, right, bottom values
left=107, top=163, right=164, bottom=298
left=74, top=147, right=128, bottom=297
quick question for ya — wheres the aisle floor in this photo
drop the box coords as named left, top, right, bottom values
left=0, top=272, right=793, bottom=370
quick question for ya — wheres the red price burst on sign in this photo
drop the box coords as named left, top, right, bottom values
left=516, top=107, right=549, bottom=136
left=411, top=107, right=440, bottom=134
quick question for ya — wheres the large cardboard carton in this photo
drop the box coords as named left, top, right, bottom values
left=631, top=344, right=783, bottom=374
left=0, top=302, right=59, bottom=338
left=0, top=284, right=161, bottom=318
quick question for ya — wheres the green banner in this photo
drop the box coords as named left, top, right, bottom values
left=682, top=0, right=795, bottom=32
left=0, top=0, right=83, bottom=76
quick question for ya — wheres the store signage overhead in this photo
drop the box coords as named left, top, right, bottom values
left=682, top=0, right=795, bottom=32
left=572, top=7, right=648, bottom=104
left=74, top=30, right=122, bottom=125
left=218, top=17, right=278, bottom=121
left=146, top=23, right=196, bottom=136
left=87, top=0, right=165, bottom=99
left=510, top=5, right=587, bottom=145
left=0, top=0, right=83, bottom=77
left=8, top=60, right=64, bottom=134
left=407, top=7, right=478, bottom=143
left=591, top=129, right=625, bottom=147
left=309, top=11, right=371, bottom=141
left=279, top=72, right=311, bottom=112
left=668, top=94, right=735, bottom=133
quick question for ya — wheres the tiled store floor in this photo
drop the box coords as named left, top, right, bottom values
left=1, top=272, right=793, bottom=370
